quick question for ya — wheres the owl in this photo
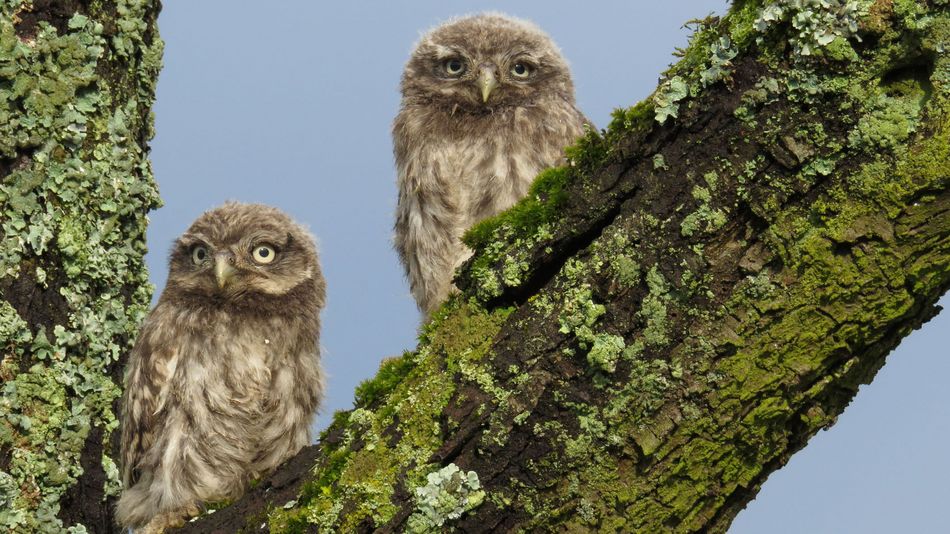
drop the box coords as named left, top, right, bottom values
left=116, top=202, right=326, bottom=533
left=393, top=12, right=592, bottom=317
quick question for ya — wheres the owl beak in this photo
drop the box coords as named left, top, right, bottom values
left=215, top=255, right=237, bottom=289
left=478, top=66, right=498, bottom=103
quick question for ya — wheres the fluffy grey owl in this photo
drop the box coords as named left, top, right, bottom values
left=116, top=202, right=325, bottom=533
left=393, top=13, right=591, bottom=316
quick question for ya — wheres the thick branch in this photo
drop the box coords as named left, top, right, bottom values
left=187, top=1, right=948, bottom=531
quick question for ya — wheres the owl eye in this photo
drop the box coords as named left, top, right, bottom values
left=510, top=62, right=532, bottom=78
left=191, top=245, right=209, bottom=265
left=252, top=245, right=277, bottom=264
left=444, top=58, right=466, bottom=76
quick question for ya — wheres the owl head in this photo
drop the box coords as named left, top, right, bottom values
left=400, top=13, right=576, bottom=112
left=165, top=202, right=323, bottom=305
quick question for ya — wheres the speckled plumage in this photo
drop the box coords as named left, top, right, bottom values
left=116, top=202, right=325, bottom=533
left=393, top=13, right=592, bottom=317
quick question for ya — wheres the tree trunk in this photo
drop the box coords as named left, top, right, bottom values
left=180, top=1, right=950, bottom=532
left=0, top=1, right=162, bottom=532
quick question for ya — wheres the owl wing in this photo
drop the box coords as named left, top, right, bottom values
left=393, top=136, right=466, bottom=314
left=120, top=315, right=180, bottom=486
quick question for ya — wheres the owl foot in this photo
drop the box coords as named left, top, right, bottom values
left=137, top=502, right=200, bottom=534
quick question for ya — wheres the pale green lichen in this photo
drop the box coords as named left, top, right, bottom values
left=586, top=333, right=625, bottom=374
left=556, top=277, right=626, bottom=374
left=467, top=223, right=554, bottom=301
left=558, top=282, right=606, bottom=341
left=406, top=464, right=486, bottom=533
left=611, top=255, right=641, bottom=288
left=653, top=76, right=689, bottom=124
left=700, top=36, right=738, bottom=87
left=684, top=182, right=726, bottom=237
left=640, top=266, right=671, bottom=348
left=848, top=91, right=925, bottom=151
left=743, top=270, right=778, bottom=299
left=735, top=76, right=781, bottom=125
left=754, top=0, right=870, bottom=56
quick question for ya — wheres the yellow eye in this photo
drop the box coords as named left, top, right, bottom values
left=510, top=62, right=532, bottom=78
left=444, top=58, right=466, bottom=76
left=191, top=245, right=209, bottom=265
left=252, top=245, right=276, bottom=264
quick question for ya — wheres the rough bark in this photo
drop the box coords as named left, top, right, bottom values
left=0, top=1, right=162, bottom=532
left=179, top=1, right=950, bottom=532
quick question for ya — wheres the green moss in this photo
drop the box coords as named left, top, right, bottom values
left=607, top=99, right=655, bottom=141
left=461, top=164, right=578, bottom=301
left=726, top=0, right=769, bottom=51
left=353, top=352, right=416, bottom=409
left=0, top=2, right=162, bottom=532
left=462, top=167, right=571, bottom=251
left=820, top=36, right=860, bottom=62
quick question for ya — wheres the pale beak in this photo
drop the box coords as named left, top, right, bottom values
left=215, top=255, right=237, bottom=289
left=478, top=66, right=499, bottom=103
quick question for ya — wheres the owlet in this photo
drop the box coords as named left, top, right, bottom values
left=117, top=202, right=326, bottom=533
left=393, top=12, right=592, bottom=317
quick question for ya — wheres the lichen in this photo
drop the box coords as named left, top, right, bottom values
left=653, top=76, right=689, bottom=124
left=847, top=90, right=926, bottom=151
left=700, top=36, right=738, bottom=87
left=586, top=333, right=625, bottom=374
left=754, top=0, right=870, bottom=56
left=681, top=184, right=729, bottom=237
left=639, top=266, right=672, bottom=348
left=406, top=464, right=485, bottom=533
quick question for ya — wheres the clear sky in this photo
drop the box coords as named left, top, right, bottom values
left=147, top=2, right=949, bottom=532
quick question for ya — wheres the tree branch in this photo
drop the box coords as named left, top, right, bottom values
left=180, top=1, right=950, bottom=532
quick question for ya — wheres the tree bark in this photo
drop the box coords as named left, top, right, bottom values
left=0, top=1, right=161, bottom=532
left=180, top=1, right=950, bottom=532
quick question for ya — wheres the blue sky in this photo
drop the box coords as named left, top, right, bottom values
left=147, top=2, right=949, bottom=531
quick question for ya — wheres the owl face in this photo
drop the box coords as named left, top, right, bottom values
left=401, top=13, right=575, bottom=112
left=165, top=202, right=318, bottom=300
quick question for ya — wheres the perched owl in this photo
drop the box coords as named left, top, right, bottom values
left=116, top=202, right=325, bottom=533
left=393, top=12, right=592, bottom=316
